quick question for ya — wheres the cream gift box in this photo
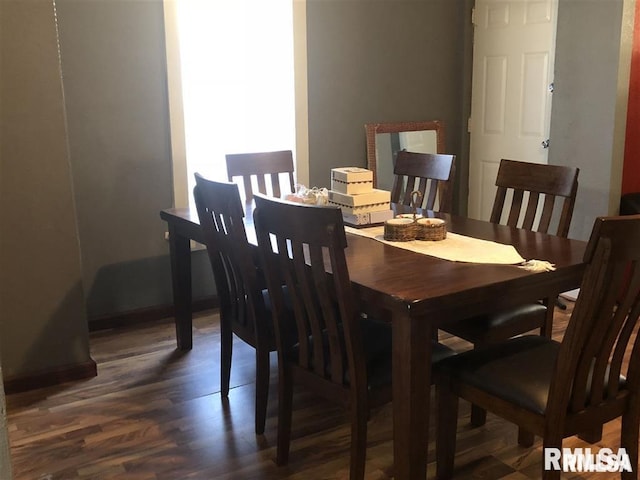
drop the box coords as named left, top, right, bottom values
left=328, top=189, right=391, bottom=214
left=342, top=209, right=394, bottom=226
left=330, top=167, right=374, bottom=194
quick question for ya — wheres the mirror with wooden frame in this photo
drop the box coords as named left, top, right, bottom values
left=365, top=120, right=445, bottom=190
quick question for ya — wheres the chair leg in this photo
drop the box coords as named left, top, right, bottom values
left=276, top=363, right=294, bottom=466
left=470, top=405, right=487, bottom=427
left=578, top=426, right=603, bottom=444
left=470, top=404, right=487, bottom=427
left=220, top=318, right=233, bottom=397
left=254, top=346, right=270, bottom=435
left=432, top=328, right=440, bottom=341
left=621, top=399, right=640, bottom=480
left=349, top=393, right=368, bottom=480
left=469, top=340, right=488, bottom=428
left=518, top=427, right=535, bottom=447
left=436, top=383, right=459, bottom=480
left=555, top=298, right=567, bottom=310
left=541, top=298, right=555, bottom=338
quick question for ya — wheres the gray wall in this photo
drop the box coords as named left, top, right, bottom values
left=0, top=0, right=92, bottom=378
left=549, top=0, right=627, bottom=240
left=55, top=0, right=214, bottom=322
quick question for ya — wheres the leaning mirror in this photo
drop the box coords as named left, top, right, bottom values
left=365, top=120, right=445, bottom=190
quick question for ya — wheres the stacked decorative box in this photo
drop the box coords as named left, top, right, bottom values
left=329, top=167, right=393, bottom=226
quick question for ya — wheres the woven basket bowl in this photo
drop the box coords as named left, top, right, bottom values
left=415, top=218, right=447, bottom=241
left=384, top=217, right=417, bottom=242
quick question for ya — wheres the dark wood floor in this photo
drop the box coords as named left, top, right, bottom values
left=6, top=302, right=629, bottom=479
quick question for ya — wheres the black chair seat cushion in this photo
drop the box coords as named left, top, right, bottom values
left=436, top=335, right=626, bottom=415
left=437, top=335, right=556, bottom=414
left=443, top=302, right=547, bottom=343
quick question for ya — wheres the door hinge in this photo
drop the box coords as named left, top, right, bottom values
left=467, top=117, right=472, bottom=133
left=471, top=7, right=477, bottom=25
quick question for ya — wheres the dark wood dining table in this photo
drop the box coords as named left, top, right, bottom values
left=160, top=205, right=587, bottom=479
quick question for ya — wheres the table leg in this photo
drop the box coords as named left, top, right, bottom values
left=393, top=310, right=432, bottom=479
left=168, top=223, right=193, bottom=350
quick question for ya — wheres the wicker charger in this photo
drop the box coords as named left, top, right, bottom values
left=416, top=217, right=447, bottom=241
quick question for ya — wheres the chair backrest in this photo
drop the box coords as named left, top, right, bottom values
left=490, top=159, right=579, bottom=237
left=391, top=151, right=456, bottom=213
left=193, top=173, right=267, bottom=343
left=253, top=194, right=366, bottom=392
left=226, top=150, right=295, bottom=202
left=549, top=214, right=640, bottom=418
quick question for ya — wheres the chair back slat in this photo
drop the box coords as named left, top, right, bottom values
left=609, top=269, right=640, bottom=396
left=273, top=235, right=311, bottom=368
left=310, top=243, right=345, bottom=382
left=226, top=150, right=295, bottom=202
left=489, top=187, right=508, bottom=223
left=580, top=260, right=631, bottom=407
left=489, top=159, right=579, bottom=237
left=424, top=178, right=438, bottom=211
left=521, top=191, right=540, bottom=230
left=296, top=242, right=329, bottom=376
left=623, top=282, right=640, bottom=389
left=270, top=174, right=282, bottom=198
left=537, top=194, right=556, bottom=233
left=254, top=195, right=363, bottom=388
left=391, top=151, right=456, bottom=213
left=194, top=174, right=267, bottom=340
left=547, top=215, right=640, bottom=415
left=256, top=175, right=267, bottom=198
left=507, top=190, right=524, bottom=227
left=242, top=177, right=254, bottom=203
left=558, top=198, right=576, bottom=238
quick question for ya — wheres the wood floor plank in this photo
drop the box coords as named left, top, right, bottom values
left=6, top=303, right=634, bottom=479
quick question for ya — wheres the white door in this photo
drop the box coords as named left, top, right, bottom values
left=468, top=0, right=558, bottom=220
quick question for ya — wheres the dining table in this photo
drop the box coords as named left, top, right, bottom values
left=160, top=205, right=587, bottom=479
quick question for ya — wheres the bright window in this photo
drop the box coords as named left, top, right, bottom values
left=165, top=0, right=300, bottom=209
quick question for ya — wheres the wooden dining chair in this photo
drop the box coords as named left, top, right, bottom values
left=435, top=214, right=640, bottom=480
left=441, top=158, right=579, bottom=430
left=253, top=194, right=455, bottom=480
left=226, top=150, right=295, bottom=202
left=193, top=173, right=288, bottom=435
left=391, top=151, right=456, bottom=213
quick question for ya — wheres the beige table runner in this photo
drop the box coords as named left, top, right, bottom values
left=345, top=225, right=526, bottom=265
